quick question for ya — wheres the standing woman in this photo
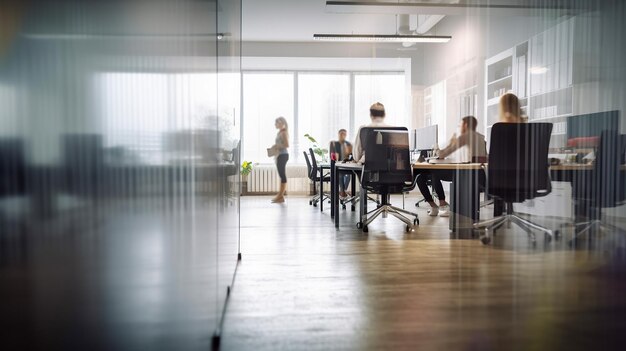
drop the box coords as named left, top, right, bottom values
left=272, top=117, right=289, bottom=203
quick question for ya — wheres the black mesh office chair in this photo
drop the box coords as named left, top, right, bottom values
left=474, top=123, right=554, bottom=245
left=560, top=130, right=626, bottom=244
left=303, top=151, right=329, bottom=207
left=357, top=127, right=419, bottom=233
left=0, top=138, right=26, bottom=198
left=308, top=148, right=330, bottom=207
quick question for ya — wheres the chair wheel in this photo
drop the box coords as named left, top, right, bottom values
left=413, top=218, right=419, bottom=226
left=342, top=204, right=346, bottom=210
left=554, top=230, right=561, bottom=239
left=480, top=234, right=491, bottom=245
left=363, top=225, right=368, bottom=233
left=545, top=233, right=552, bottom=243
left=313, top=203, right=317, bottom=207
left=309, top=200, right=312, bottom=205
left=356, top=222, right=363, bottom=229
left=415, top=202, right=420, bottom=207
left=406, top=225, right=412, bottom=232
left=351, top=206, right=355, bottom=211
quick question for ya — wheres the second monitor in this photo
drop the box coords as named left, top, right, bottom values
left=414, top=124, right=439, bottom=151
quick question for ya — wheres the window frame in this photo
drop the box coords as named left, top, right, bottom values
left=242, top=69, right=406, bottom=164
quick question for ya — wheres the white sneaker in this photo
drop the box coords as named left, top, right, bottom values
left=438, top=205, right=450, bottom=217
left=427, top=206, right=439, bottom=216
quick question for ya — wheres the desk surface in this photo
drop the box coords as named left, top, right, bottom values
left=413, top=162, right=484, bottom=170
left=335, top=162, right=624, bottom=171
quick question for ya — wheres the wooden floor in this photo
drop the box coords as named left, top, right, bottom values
left=221, top=195, right=626, bottom=351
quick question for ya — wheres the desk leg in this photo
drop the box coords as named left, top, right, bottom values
left=334, top=169, right=340, bottom=228
left=320, top=169, right=324, bottom=212
left=450, top=169, right=480, bottom=239
left=351, top=173, right=356, bottom=211
left=330, top=163, right=335, bottom=218
left=359, top=184, right=367, bottom=226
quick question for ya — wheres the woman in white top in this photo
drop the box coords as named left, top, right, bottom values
left=271, top=117, right=289, bottom=203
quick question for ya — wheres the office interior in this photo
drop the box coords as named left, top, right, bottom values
left=0, top=0, right=625, bottom=350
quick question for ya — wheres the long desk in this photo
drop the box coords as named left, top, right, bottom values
left=330, top=162, right=618, bottom=237
left=331, top=162, right=485, bottom=236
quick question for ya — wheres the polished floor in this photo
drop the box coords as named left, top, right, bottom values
left=222, top=195, right=626, bottom=351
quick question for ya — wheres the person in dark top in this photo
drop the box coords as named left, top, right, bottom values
left=330, top=129, right=353, bottom=198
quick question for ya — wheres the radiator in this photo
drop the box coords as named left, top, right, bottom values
left=247, top=164, right=310, bottom=194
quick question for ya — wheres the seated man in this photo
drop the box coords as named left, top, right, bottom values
left=330, top=129, right=353, bottom=198
left=416, top=116, right=487, bottom=217
left=352, top=102, right=389, bottom=163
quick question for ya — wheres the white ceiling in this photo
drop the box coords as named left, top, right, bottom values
left=242, top=0, right=594, bottom=42
left=242, top=0, right=401, bottom=42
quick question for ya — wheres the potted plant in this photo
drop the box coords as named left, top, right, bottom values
left=241, top=161, right=254, bottom=194
left=304, top=134, right=329, bottom=162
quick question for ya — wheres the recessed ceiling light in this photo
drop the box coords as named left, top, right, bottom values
left=529, top=66, right=549, bottom=75
left=313, top=34, right=451, bottom=43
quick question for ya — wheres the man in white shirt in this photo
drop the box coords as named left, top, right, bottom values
left=352, top=102, right=390, bottom=163
left=416, top=116, right=487, bottom=217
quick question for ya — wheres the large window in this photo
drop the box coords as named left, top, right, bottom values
left=297, top=73, right=350, bottom=162
left=242, top=73, right=294, bottom=164
left=242, top=71, right=408, bottom=163
left=354, top=74, right=406, bottom=128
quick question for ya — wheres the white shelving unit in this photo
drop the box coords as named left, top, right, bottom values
left=484, top=18, right=577, bottom=219
left=484, top=17, right=575, bottom=149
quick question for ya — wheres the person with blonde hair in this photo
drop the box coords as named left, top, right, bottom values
left=498, top=93, right=524, bottom=123
left=271, top=117, right=289, bottom=203
left=352, top=102, right=390, bottom=163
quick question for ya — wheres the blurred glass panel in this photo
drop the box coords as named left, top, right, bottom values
left=0, top=0, right=240, bottom=349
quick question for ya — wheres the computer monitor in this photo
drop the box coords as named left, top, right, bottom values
left=414, top=124, right=438, bottom=151
left=566, top=111, right=620, bottom=148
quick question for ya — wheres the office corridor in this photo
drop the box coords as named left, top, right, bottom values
left=222, top=196, right=626, bottom=350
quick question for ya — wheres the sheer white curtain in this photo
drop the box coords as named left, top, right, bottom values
left=242, top=73, right=294, bottom=163
left=353, top=74, right=407, bottom=132
left=297, top=73, right=350, bottom=162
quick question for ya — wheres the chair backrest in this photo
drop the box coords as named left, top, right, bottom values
left=592, top=130, right=626, bottom=207
left=0, top=138, right=26, bottom=196
left=309, top=148, right=320, bottom=174
left=359, top=127, right=413, bottom=193
left=487, top=123, right=553, bottom=202
left=303, top=151, right=313, bottom=180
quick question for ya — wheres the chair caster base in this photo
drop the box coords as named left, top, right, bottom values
left=363, top=225, right=369, bottom=233
left=480, top=234, right=492, bottom=245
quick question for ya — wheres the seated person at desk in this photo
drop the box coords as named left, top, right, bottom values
left=493, top=92, right=525, bottom=216
left=330, top=129, right=353, bottom=198
left=416, top=116, right=487, bottom=217
left=353, top=102, right=390, bottom=163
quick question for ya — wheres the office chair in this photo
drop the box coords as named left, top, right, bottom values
left=474, top=123, right=554, bottom=245
left=557, top=131, right=626, bottom=244
left=303, top=151, right=328, bottom=206
left=356, top=127, right=419, bottom=233
left=0, top=138, right=26, bottom=198
left=308, top=148, right=330, bottom=207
